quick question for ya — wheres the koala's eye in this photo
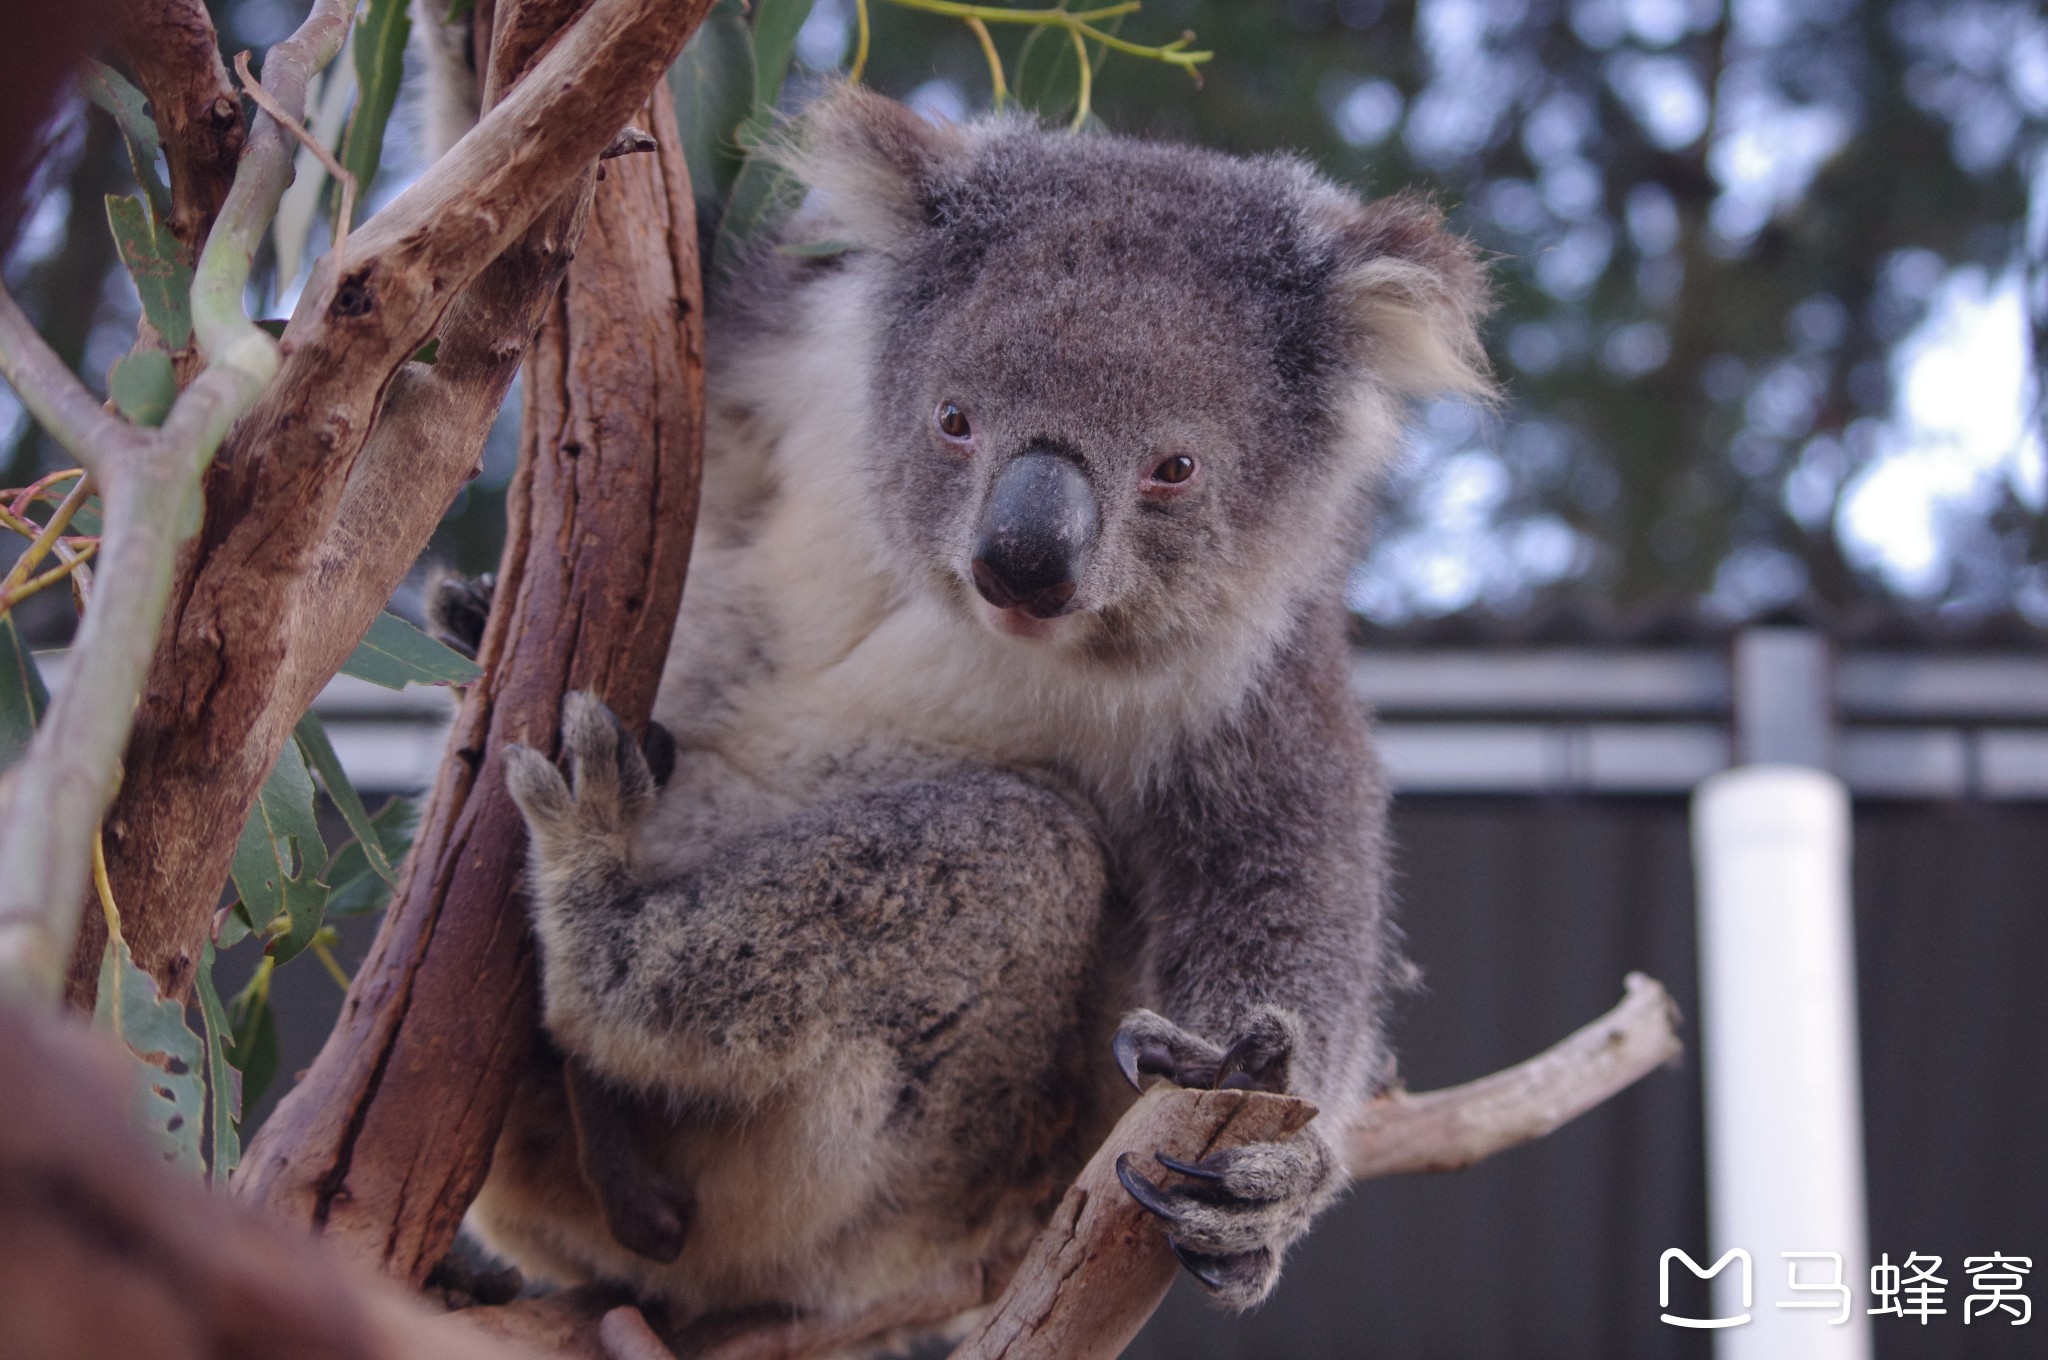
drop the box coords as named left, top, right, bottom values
left=935, top=402, right=972, bottom=441
left=1148, top=454, right=1197, bottom=486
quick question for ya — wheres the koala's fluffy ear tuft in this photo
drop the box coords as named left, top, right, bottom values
left=1321, top=190, right=1496, bottom=403
left=779, top=84, right=967, bottom=249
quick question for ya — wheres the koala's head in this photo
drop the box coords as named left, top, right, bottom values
left=780, top=88, right=1492, bottom=666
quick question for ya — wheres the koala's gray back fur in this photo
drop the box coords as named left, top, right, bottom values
left=477, top=86, right=1490, bottom=1331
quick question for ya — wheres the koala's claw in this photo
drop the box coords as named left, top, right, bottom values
left=1116, top=1152, right=1178, bottom=1221
left=1153, top=1151, right=1226, bottom=1182
left=1116, top=1151, right=1298, bottom=1307
left=1170, top=1241, right=1272, bottom=1297
left=1111, top=1007, right=1300, bottom=1095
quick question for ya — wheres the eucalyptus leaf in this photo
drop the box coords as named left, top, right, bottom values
left=746, top=0, right=815, bottom=142
left=670, top=0, right=757, bottom=204
left=228, top=965, right=281, bottom=1115
left=296, top=710, right=396, bottom=885
left=338, top=0, right=412, bottom=228
left=777, top=238, right=855, bottom=258
left=194, top=941, right=243, bottom=1181
left=229, top=733, right=329, bottom=963
left=711, top=152, right=805, bottom=284
left=80, top=62, right=170, bottom=219
left=0, top=617, right=49, bottom=772
left=105, top=195, right=193, bottom=349
left=95, top=911, right=207, bottom=1174
left=110, top=347, right=176, bottom=426
left=340, top=611, right=484, bottom=689
left=326, top=797, right=421, bottom=918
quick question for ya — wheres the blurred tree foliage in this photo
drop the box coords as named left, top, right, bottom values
left=6, top=0, right=2043, bottom=629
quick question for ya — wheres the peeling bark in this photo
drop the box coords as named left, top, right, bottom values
left=237, top=59, right=703, bottom=1286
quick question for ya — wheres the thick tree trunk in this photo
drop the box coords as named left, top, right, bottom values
left=237, top=72, right=703, bottom=1284
left=0, top=1009, right=543, bottom=1360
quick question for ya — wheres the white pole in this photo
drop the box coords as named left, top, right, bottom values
left=1692, top=765, right=1871, bottom=1360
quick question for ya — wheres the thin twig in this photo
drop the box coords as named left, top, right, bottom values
left=1068, top=25, right=1092, bottom=130
left=0, top=473, right=93, bottom=599
left=965, top=18, right=1006, bottom=111
left=849, top=0, right=872, bottom=83
left=0, top=546, right=98, bottom=614
left=233, top=50, right=358, bottom=256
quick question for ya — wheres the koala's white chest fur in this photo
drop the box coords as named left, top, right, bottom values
left=638, top=273, right=1256, bottom=863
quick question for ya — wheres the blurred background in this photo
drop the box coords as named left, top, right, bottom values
left=5, top=1, right=2045, bottom=1356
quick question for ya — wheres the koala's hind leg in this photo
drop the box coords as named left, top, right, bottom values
left=501, top=693, right=1117, bottom=1312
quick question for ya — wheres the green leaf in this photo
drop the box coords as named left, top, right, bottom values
left=446, top=0, right=475, bottom=20
left=194, top=941, right=243, bottom=1181
left=670, top=0, right=757, bottom=204
left=109, top=347, right=176, bottom=426
left=66, top=496, right=104, bottom=537
left=711, top=151, right=805, bottom=284
left=94, top=908, right=207, bottom=1175
left=0, top=617, right=49, bottom=772
left=326, top=797, right=420, bottom=918
left=80, top=62, right=160, bottom=162
left=228, top=961, right=281, bottom=1115
left=340, top=611, right=483, bottom=689
left=747, top=0, right=815, bottom=137
left=777, top=237, right=855, bottom=258
left=413, top=337, right=440, bottom=364
left=338, top=0, right=413, bottom=228
left=79, top=62, right=171, bottom=221
left=105, top=194, right=193, bottom=350
left=296, top=711, right=396, bottom=885
left=229, top=733, right=330, bottom=965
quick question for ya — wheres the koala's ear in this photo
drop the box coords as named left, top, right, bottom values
left=1321, top=190, right=1495, bottom=402
left=782, top=84, right=967, bottom=249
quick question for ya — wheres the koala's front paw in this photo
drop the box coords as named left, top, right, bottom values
left=424, top=567, right=496, bottom=659
left=1109, top=1007, right=1336, bottom=1309
left=1112, top=1006, right=1301, bottom=1094
left=504, top=692, right=658, bottom=856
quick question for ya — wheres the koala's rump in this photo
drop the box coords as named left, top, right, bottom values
left=469, top=765, right=1132, bottom=1326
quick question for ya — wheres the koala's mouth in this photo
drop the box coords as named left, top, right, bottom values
left=978, top=599, right=1073, bottom=641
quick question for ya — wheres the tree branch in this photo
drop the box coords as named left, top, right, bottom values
left=1344, top=970, right=1683, bottom=1178
left=0, top=289, right=130, bottom=476
left=0, top=0, right=349, bottom=1008
left=72, top=0, right=714, bottom=1009
left=113, top=0, right=247, bottom=256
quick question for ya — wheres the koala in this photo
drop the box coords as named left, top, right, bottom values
left=460, top=86, right=1492, bottom=1342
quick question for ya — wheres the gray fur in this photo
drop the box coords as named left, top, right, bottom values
left=476, top=87, right=1491, bottom=1332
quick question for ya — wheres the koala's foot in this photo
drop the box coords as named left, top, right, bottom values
left=598, top=1172, right=694, bottom=1263
left=566, top=1062, right=694, bottom=1263
left=1109, top=1007, right=1335, bottom=1309
left=504, top=692, right=658, bottom=862
left=425, top=567, right=496, bottom=659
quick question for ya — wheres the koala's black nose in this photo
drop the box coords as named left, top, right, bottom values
left=971, top=452, right=1098, bottom=619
